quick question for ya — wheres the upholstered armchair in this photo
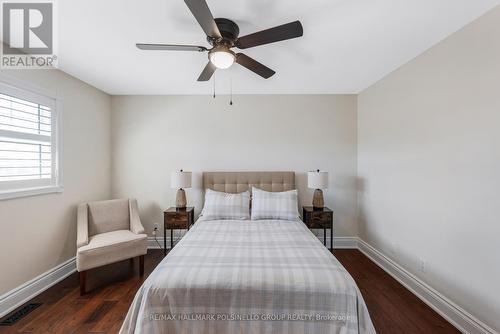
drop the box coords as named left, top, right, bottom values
left=76, top=198, right=148, bottom=294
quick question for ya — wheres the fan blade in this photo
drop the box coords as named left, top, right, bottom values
left=184, top=0, right=221, bottom=39
left=136, top=43, right=207, bottom=52
left=197, top=61, right=217, bottom=81
left=235, top=53, right=275, bottom=79
left=236, top=21, right=303, bottom=49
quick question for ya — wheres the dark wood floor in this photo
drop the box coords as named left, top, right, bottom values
left=0, top=249, right=459, bottom=334
left=334, top=250, right=459, bottom=334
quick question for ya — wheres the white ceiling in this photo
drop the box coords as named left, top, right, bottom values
left=58, top=0, right=500, bottom=95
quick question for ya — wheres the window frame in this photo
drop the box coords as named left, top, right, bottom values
left=0, top=74, right=63, bottom=201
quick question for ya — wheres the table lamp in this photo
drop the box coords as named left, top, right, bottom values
left=171, top=170, right=192, bottom=209
left=307, top=170, right=328, bottom=210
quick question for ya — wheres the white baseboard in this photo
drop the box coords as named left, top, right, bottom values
left=148, top=236, right=182, bottom=249
left=357, top=238, right=497, bottom=334
left=332, top=236, right=358, bottom=249
left=0, top=257, right=76, bottom=318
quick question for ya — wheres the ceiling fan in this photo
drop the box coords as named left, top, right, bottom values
left=136, top=0, right=303, bottom=81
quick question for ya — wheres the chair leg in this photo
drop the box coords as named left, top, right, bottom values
left=139, top=255, right=144, bottom=276
left=79, top=271, right=87, bottom=295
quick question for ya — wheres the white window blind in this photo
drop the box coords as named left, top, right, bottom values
left=0, top=80, right=61, bottom=199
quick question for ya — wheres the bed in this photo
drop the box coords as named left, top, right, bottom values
left=120, top=172, right=375, bottom=334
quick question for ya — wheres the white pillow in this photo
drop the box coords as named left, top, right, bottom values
left=251, top=187, right=300, bottom=221
left=201, top=189, right=250, bottom=220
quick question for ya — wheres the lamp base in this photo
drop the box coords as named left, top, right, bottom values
left=312, top=189, right=324, bottom=210
left=176, top=188, right=187, bottom=209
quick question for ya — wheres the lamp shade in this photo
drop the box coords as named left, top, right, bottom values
left=308, top=170, right=328, bottom=189
left=171, top=170, right=192, bottom=189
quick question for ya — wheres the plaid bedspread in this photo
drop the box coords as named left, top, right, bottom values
left=120, top=219, right=376, bottom=334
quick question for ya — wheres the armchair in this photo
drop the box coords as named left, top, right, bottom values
left=76, top=198, right=147, bottom=294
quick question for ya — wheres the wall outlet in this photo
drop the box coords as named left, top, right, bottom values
left=419, top=258, right=427, bottom=273
left=153, top=223, right=159, bottom=231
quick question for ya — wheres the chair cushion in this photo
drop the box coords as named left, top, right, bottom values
left=77, top=230, right=147, bottom=271
left=88, top=199, right=130, bottom=236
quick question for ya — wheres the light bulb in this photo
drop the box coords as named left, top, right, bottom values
left=209, top=50, right=235, bottom=69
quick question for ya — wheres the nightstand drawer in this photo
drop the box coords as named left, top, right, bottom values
left=308, top=213, right=332, bottom=228
left=164, top=211, right=192, bottom=229
left=306, top=212, right=332, bottom=228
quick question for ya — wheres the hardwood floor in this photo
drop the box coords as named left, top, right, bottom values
left=334, top=250, right=459, bottom=334
left=0, top=249, right=459, bottom=334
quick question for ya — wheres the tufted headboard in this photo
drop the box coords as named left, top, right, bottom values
left=202, top=171, right=295, bottom=193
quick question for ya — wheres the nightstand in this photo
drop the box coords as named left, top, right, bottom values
left=164, top=207, right=194, bottom=255
left=302, top=206, right=333, bottom=251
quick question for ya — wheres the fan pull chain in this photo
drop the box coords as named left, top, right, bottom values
left=229, top=77, right=233, bottom=105
left=213, top=72, right=216, bottom=98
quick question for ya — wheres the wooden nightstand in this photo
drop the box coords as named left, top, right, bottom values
left=164, top=207, right=194, bottom=255
left=302, top=206, right=333, bottom=251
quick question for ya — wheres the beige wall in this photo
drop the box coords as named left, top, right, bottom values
left=0, top=70, right=111, bottom=294
left=358, top=6, right=500, bottom=331
left=111, top=95, right=358, bottom=241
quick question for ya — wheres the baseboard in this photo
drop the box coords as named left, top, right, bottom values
left=148, top=236, right=182, bottom=249
left=0, top=257, right=76, bottom=319
left=332, top=236, right=357, bottom=249
left=357, top=238, right=497, bottom=334
left=147, top=236, right=358, bottom=250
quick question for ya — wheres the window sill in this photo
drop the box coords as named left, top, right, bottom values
left=0, top=185, right=63, bottom=201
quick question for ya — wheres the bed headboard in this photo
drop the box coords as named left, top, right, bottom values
left=202, top=171, right=295, bottom=193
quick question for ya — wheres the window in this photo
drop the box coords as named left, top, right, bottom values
left=0, top=80, right=62, bottom=200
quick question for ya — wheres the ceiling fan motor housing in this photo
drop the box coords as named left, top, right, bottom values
left=208, top=18, right=240, bottom=46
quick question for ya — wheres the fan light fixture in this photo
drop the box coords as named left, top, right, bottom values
left=209, top=48, right=235, bottom=69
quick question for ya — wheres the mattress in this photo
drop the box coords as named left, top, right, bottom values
left=120, top=218, right=376, bottom=334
